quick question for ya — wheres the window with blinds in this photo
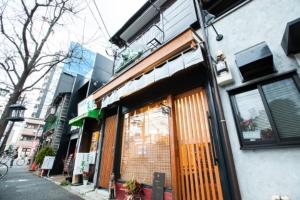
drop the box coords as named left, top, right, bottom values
left=120, top=100, right=172, bottom=187
left=229, top=72, right=300, bottom=148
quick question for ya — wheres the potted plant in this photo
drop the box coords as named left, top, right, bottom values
left=34, top=145, right=55, bottom=175
left=80, top=160, right=89, bottom=185
left=82, top=171, right=89, bottom=185
left=122, top=179, right=143, bottom=200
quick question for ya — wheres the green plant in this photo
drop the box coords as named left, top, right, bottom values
left=83, top=171, right=90, bottom=180
left=35, top=145, right=55, bottom=166
left=123, top=179, right=142, bottom=195
left=60, top=180, right=70, bottom=186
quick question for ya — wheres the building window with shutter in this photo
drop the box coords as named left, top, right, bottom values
left=229, top=71, right=300, bottom=149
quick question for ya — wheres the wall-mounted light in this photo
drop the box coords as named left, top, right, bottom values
left=203, top=10, right=223, bottom=41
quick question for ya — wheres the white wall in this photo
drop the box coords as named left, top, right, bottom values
left=200, top=0, right=300, bottom=199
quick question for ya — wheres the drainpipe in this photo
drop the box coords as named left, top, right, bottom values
left=193, top=0, right=241, bottom=199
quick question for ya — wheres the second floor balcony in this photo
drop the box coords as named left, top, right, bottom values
left=111, top=0, right=198, bottom=75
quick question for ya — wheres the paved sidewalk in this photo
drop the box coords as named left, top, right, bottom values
left=45, top=174, right=109, bottom=200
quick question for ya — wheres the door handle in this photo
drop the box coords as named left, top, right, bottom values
left=206, top=111, right=218, bottom=165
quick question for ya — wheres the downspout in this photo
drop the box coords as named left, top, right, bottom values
left=193, top=0, right=241, bottom=199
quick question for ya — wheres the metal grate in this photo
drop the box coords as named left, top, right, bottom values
left=120, top=100, right=172, bottom=188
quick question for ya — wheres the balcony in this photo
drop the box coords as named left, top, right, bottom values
left=111, top=0, right=198, bottom=75
left=20, top=128, right=37, bottom=137
left=114, top=24, right=164, bottom=74
left=16, top=140, right=35, bottom=149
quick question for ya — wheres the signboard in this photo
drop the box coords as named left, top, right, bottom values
left=90, top=131, right=99, bottom=152
left=78, top=96, right=97, bottom=116
left=41, top=156, right=55, bottom=170
left=151, top=172, right=165, bottom=200
left=73, top=152, right=96, bottom=175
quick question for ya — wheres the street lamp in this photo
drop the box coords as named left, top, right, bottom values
left=203, top=10, right=223, bottom=41
left=0, top=104, right=26, bottom=151
left=7, top=104, right=26, bottom=122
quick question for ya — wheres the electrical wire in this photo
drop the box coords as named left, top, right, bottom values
left=92, top=0, right=111, bottom=39
left=84, top=0, right=109, bottom=42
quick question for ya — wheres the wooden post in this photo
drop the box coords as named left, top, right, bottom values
left=167, top=95, right=180, bottom=200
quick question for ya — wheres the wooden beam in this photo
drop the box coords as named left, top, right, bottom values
left=92, top=28, right=198, bottom=101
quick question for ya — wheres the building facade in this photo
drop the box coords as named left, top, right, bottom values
left=203, top=0, right=300, bottom=199
left=72, top=0, right=237, bottom=199
left=42, top=43, right=113, bottom=174
left=71, top=0, right=300, bottom=200
left=15, top=118, right=44, bottom=158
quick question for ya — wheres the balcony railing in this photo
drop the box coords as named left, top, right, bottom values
left=114, top=23, right=165, bottom=74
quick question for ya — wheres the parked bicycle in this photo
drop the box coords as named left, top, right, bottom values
left=0, top=162, right=8, bottom=180
left=0, top=150, right=13, bottom=164
left=15, top=155, right=27, bottom=166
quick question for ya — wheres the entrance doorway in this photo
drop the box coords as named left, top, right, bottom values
left=98, top=114, right=117, bottom=188
left=173, top=87, right=223, bottom=200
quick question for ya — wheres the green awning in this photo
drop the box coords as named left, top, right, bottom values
left=69, top=109, right=101, bottom=127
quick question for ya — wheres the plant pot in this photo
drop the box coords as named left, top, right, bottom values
left=83, top=179, right=88, bottom=185
left=125, top=195, right=142, bottom=200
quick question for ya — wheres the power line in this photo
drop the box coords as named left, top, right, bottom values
left=84, top=0, right=109, bottom=42
left=92, top=0, right=111, bottom=39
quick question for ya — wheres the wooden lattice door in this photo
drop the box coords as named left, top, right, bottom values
left=98, top=114, right=117, bottom=188
left=173, top=88, right=223, bottom=200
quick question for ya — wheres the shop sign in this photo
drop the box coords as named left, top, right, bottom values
left=90, top=131, right=99, bottom=152
left=41, top=156, right=55, bottom=170
left=78, top=96, right=97, bottom=116
left=73, top=152, right=96, bottom=175
left=152, top=172, right=165, bottom=200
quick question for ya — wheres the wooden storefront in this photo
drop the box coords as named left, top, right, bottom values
left=92, top=29, right=232, bottom=199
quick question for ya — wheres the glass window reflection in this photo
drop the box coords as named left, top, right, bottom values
left=234, top=89, right=274, bottom=142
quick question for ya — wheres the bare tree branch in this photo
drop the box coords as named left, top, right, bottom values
left=0, top=62, right=16, bottom=87
left=5, top=57, right=21, bottom=80
left=0, top=15, right=25, bottom=61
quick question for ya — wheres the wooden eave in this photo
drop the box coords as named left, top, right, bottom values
left=92, top=28, right=200, bottom=101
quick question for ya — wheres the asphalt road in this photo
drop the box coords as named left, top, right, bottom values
left=0, top=166, right=83, bottom=200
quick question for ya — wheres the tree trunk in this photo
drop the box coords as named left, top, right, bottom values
left=0, top=122, right=14, bottom=152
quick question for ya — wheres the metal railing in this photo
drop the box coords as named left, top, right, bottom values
left=114, top=23, right=165, bottom=74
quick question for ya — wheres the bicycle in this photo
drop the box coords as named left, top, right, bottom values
left=0, top=162, right=8, bottom=180
left=0, top=151, right=12, bottom=164
left=15, top=155, right=27, bottom=166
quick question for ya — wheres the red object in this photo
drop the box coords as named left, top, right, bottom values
left=30, top=162, right=37, bottom=171
left=116, top=182, right=172, bottom=200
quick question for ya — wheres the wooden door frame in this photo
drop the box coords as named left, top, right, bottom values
left=96, top=108, right=118, bottom=188
left=167, top=95, right=181, bottom=200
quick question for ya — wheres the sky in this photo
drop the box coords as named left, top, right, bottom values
left=0, top=0, right=148, bottom=114
left=0, top=0, right=148, bottom=84
left=48, top=0, right=148, bottom=57
left=0, top=0, right=148, bottom=146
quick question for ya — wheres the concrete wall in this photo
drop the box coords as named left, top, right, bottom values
left=201, top=0, right=300, bottom=199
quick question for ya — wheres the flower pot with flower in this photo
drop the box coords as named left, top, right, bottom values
left=80, top=160, right=89, bottom=185
left=83, top=171, right=89, bottom=185
left=122, top=179, right=143, bottom=200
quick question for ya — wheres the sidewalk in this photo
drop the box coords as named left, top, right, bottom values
left=42, top=174, right=109, bottom=200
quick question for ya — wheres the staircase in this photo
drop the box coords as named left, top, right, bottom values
left=51, top=93, right=71, bottom=152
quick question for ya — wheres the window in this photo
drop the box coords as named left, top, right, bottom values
left=202, top=0, right=247, bottom=17
left=229, top=71, right=300, bottom=148
left=120, top=100, right=172, bottom=187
